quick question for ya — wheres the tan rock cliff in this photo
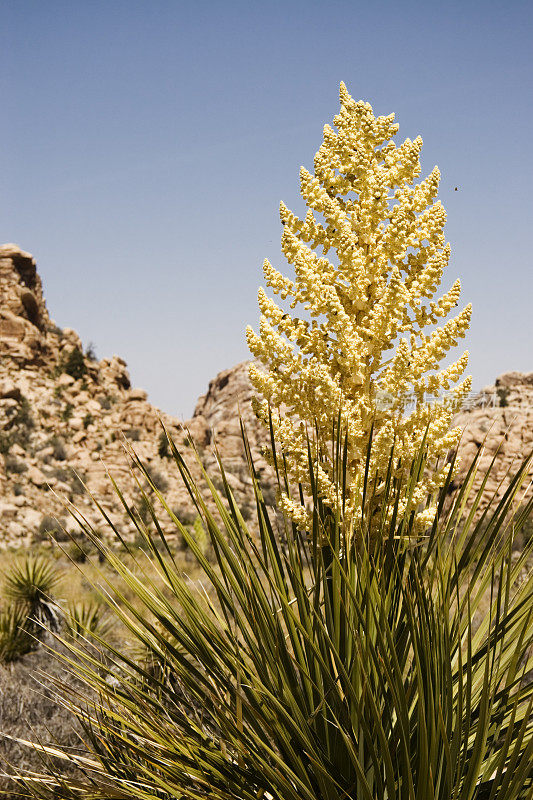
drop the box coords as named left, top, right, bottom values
left=0, top=245, right=220, bottom=546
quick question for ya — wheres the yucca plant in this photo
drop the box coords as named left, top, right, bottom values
left=63, top=600, right=114, bottom=642
left=0, top=603, right=35, bottom=663
left=10, top=425, right=533, bottom=800
left=0, top=555, right=61, bottom=666
left=8, top=83, right=533, bottom=799
left=3, top=555, right=61, bottom=633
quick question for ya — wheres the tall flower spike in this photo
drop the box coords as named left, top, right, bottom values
left=246, top=83, right=471, bottom=534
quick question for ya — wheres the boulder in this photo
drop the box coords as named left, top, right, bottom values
left=26, top=466, right=48, bottom=487
left=128, top=388, right=148, bottom=401
left=0, top=378, right=22, bottom=401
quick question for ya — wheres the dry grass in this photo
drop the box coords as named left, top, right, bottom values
left=0, top=536, right=214, bottom=795
left=0, top=646, right=85, bottom=797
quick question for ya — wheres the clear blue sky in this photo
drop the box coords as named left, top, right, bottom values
left=1, top=0, right=531, bottom=417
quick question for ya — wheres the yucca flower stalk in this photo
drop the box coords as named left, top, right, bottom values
left=8, top=427, right=533, bottom=800
left=247, top=83, right=472, bottom=534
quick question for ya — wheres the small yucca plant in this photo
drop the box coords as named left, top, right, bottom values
left=0, top=603, right=35, bottom=663
left=3, top=555, right=61, bottom=634
left=12, top=426, right=533, bottom=800
left=63, top=600, right=114, bottom=642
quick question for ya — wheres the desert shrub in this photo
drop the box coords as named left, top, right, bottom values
left=66, top=534, right=106, bottom=564
left=61, top=402, right=74, bottom=421
left=35, top=514, right=69, bottom=542
left=84, top=341, right=97, bottom=361
left=62, top=346, right=87, bottom=380
left=64, top=538, right=90, bottom=563
left=497, top=386, right=510, bottom=407
left=50, top=435, right=67, bottom=461
left=98, top=394, right=114, bottom=410
left=47, top=322, right=64, bottom=337
left=11, top=395, right=34, bottom=430
left=136, top=493, right=152, bottom=527
left=69, top=471, right=87, bottom=496
left=0, top=604, right=35, bottom=662
left=4, top=455, right=28, bottom=474
left=239, top=500, right=255, bottom=521
left=172, top=505, right=198, bottom=526
left=0, top=396, right=34, bottom=453
left=37, top=514, right=63, bottom=541
left=50, top=465, right=69, bottom=482
left=144, top=464, right=169, bottom=492
left=158, top=430, right=169, bottom=458
left=83, top=412, right=94, bottom=429
left=208, top=470, right=225, bottom=491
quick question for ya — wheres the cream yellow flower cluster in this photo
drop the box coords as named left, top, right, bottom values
left=246, top=83, right=471, bottom=533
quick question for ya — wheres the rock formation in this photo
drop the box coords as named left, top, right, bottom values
left=0, top=244, right=531, bottom=548
left=452, top=372, right=533, bottom=519
left=0, top=245, right=270, bottom=547
left=0, top=245, right=51, bottom=364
